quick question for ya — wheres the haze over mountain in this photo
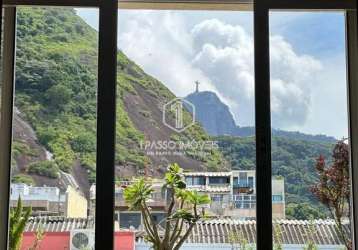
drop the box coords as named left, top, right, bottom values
left=186, top=90, right=336, bottom=143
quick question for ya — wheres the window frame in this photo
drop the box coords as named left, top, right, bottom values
left=0, top=0, right=356, bottom=250
left=254, top=1, right=357, bottom=249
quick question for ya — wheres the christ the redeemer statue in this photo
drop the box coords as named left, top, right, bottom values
left=195, top=81, right=200, bottom=93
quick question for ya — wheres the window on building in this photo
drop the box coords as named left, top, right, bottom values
left=119, top=212, right=141, bottom=229
left=272, top=195, right=282, bottom=202
left=248, top=176, right=254, bottom=188
left=239, top=172, right=248, bottom=187
left=209, top=177, right=230, bottom=185
left=211, top=194, right=224, bottom=202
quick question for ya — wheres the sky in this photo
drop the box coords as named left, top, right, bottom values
left=76, top=9, right=348, bottom=139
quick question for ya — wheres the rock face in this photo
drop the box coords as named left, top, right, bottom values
left=186, top=90, right=336, bottom=143
left=185, top=91, right=237, bottom=136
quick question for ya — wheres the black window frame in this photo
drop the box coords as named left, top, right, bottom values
left=0, top=0, right=356, bottom=250
left=254, top=1, right=357, bottom=249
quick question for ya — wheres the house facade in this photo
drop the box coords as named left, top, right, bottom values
left=184, top=170, right=285, bottom=219
left=10, top=183, right=87, bottom=218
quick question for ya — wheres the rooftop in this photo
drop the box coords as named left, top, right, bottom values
left=24, top=217, right=350, bottom=246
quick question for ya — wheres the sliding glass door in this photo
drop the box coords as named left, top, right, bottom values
left=0, top=0, right=356, bottom=250
left=254, top=0, right=357, bottom=249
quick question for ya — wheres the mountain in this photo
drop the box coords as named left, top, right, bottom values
left=12, top=7, right=227, bottom=194
left=185, top=90, right=336, bottom=143
left=185, top=91, right=237, bottom=136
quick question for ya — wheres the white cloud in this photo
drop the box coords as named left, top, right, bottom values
left=117, top=11, right=323, bottom=129
left=191, top=18, right=322, bottom=127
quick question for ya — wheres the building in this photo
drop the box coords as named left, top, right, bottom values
left=10, top=183, right=87, bottom=218
left=89, top=180, right=168, bottom=229
left=184, top=170, right=285, bottom=219
left=89, top=170, right=284, bottom=229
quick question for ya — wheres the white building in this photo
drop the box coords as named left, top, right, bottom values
left=184, top=170, right=285, bottom=219
left=10, top=183, right=87, bottom=218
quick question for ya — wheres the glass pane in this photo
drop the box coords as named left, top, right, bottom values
left=112, top=8, right=257, bottom=249
left=9, top=7, right=98, bottom=249
left=270, top=11, right=352, bottom=249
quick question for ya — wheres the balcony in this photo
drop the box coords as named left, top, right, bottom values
left=114, top=192, right=168, bottom=208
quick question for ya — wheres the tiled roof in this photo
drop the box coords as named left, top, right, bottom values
left=25, top=217, right=94, bottom=232
left=137, top=219, right=351, bottom=245
left=24, top=217, right=351, bottom=246
left=183, top=172, right=232, bottom=177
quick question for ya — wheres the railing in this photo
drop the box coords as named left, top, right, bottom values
left=232, top=195, right=256, bottom=209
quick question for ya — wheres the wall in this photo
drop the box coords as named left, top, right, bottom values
left=65, top=186, right=87, bottom=218
left=21, top=231, right=134, bottom=250
left=21, top=232, right=69, bottom=250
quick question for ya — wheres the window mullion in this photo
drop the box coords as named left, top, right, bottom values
left=95, top=0, right=117, bottom=249
left=254, top=1, right=272, bottom=250
left=0, top=6, right=16, bottom=250
left=346, top=9, right=358, bottom=250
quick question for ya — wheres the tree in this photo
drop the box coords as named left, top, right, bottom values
left=123, top=163, right=211, bottom=250
left=286, top=203, right=325, bottom=220
left=311, top=140, right=351, bottom=250
left=9, top=197, right=32, bottom=250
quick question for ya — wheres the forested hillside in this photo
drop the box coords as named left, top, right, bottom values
left=13, top=7, right=226, bottom=188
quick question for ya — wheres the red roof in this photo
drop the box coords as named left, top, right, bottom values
left=21, top=231, right=135, bottom=250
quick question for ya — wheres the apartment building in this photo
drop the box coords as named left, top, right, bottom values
left=89, top=170, right=284, bottom=230
left=10, top=183, right=87, bottom=218
left=184, top=170, right=285, bottom=219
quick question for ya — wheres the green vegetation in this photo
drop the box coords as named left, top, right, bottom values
left=9, top=197, right=31, bottom=250
left=15, top=7, right=224, bottom=183
left=286, top=203, right=325, bottom=220
left=16, top=8, right=97, bottom=175
left=12, top=174, right=35, bottom=185
left=12, top=141, right=39, bottom=158
left=217, top=135, right=334, bottom=218
left=28, top=160, right=60, bottom=178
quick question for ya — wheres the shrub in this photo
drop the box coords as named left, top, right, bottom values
left=70, top=132, right=96, bottom=153
left=28, top=160, right=60, bottom=178
left=12, top=174, right=35, bottom=185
